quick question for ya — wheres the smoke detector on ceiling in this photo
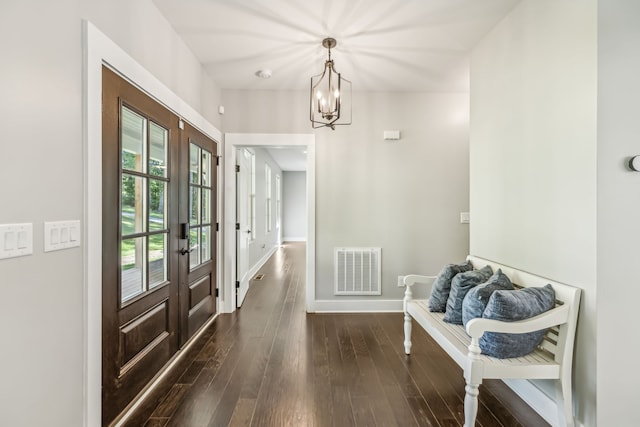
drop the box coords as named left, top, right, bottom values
left=255, top=69, right=272, bottom=79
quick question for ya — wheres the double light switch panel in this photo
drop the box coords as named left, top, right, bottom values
left=0, top=223, right=33, bottom=260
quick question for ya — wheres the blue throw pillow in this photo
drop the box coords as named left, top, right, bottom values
left=443, top=265, right=493, bottom=324
left=480, top=284, right=556, bottom=359
left=462, top=269, right=514, bottom=328
left=428, top=261, right=473, bottom=312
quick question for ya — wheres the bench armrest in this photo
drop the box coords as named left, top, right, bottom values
left=466, top=303, right=570, bottom=338
left=403, top=275, right=437, bottom=312
left=403, top=275, right=437, bottom=287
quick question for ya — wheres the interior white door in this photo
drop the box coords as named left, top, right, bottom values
left=236, top=148, right=252, bottom=306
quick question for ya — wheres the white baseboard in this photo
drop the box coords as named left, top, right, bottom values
left=313, top=299, right=403, bottom=313
left=503, top=379, right=558, bottom=426
left=503, top=379, right=586, bottom=427
left=283, top=237, right=306, bottom=242
left=247, top=245, right=278, bottom=281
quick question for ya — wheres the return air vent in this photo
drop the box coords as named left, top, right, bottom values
left=334, top=247, right=381, bottom=295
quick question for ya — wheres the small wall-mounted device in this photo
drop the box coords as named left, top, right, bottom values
left=180, top=223, right=189, bottom=240
left=629, top=156, right=640, bottom=171
left=383, top=130, right=401, bottom=140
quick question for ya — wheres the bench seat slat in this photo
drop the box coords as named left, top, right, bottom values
left=408, top=299, right=560, bottom=379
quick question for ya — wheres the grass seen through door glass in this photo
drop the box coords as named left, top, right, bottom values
left=121, top=206, right=165, bottom=271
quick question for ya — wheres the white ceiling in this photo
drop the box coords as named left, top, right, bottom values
left=266, top=147, right=307, bottom=172
left=152, top=0, right=520, bottom=171
left=153, top=0, right=520, bottom=93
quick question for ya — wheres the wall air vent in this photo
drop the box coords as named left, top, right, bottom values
left=334, top=247, right=381, bottom=295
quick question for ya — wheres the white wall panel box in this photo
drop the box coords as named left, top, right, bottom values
left=0, top=223, right=33, bottom=260
left=44, top=220, right=81, bottom=252
left=383, top=130, right=401, bottom=140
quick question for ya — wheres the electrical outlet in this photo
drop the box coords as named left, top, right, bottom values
left=398, top=275, right=405, bottom=287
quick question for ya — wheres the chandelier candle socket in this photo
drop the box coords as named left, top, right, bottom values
left=310, top=37, right=352, bottom=130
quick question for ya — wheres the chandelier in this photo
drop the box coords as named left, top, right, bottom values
left=310, top=38, right=352, bottom=130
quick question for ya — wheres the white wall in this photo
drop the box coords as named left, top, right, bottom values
left=249, top=147, right=283, bottom=266
left=283, top=171, right=307, bottom=241
left=597, top=2, right=640, bottom=426
left=0, top=1, right=221, bottom=425
left=223, top=90, right=470, bottom=306
left=470, top=1, right=597, bottom=425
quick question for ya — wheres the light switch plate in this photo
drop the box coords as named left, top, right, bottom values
left=0, top=223, right=33, bottom=260
left=44, top=220, right=81, bottom=252
left=460, top=212, right=470, bottom=224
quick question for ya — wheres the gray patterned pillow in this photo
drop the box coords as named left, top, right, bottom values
left=461, top=269, right=514, bottom=328
left=428, top=261, right=473, bottom=312
left=480, top=284, right=556, bottom=359
left=443, top=265, right=493, bottom=324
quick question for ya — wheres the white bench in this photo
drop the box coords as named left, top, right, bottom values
left=402, top=255, right=581, bottom=427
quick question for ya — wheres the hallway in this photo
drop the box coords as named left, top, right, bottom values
left=126, top=242, right=548, bottom=426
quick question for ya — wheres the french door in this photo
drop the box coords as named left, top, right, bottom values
left=101, top=66, right=217, bottom=425
left=179, top=123, right=217, bottom=342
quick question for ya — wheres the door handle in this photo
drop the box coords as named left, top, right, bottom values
left=246, top=230, right=251, bottom=234
left=180, top=247, right=194, bottom=256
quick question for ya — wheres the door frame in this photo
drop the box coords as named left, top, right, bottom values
left=223, top=134, right=316, bottom=315
left=235, top=147, right=252, bottom=307
left=83, top=21, right=222, bottom=426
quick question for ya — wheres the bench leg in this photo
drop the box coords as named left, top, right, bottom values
left=556, top=376, right=574, bottom=427
left=403, top=284, right=413, bottom=355
left=464, top=339, right=483, bottom=427
left=464, top=383, right=479, bottom=427
left=403, top=312, right=412, bottom=354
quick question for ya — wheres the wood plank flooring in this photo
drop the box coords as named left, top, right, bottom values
left=125, top=242, right=549, bottom=427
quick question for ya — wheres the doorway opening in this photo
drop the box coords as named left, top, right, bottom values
left=223, top=134, right=316, bottom=314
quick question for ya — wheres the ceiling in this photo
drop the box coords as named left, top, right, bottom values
left=265, top=147, right=307, bottom=172
left=152, top=0, right=520, bottom=93
left=152, top=0, right=520, bottom=171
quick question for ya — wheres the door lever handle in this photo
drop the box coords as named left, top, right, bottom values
left=180, top=247, right=194, bottom=255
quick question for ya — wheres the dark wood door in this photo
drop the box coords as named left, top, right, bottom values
left=102, top=66, right=181, bottom=425
left=101, top=67, right=217, bottom=425
left=179, top=123, right=217, bottom=344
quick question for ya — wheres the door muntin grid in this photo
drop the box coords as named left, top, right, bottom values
left=120, top=105, right=169, bottom=304
left=188, top=142, right=213, bottom=270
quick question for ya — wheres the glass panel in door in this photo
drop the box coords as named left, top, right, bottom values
left=119, top=105, right=170, bottom=304
left=187, top=142, right=213, bottom=270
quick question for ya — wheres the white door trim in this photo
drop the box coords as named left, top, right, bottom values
left=223, top=133, right=316, bottom=314
left=83, top=20, right=222, bottom=427
left=236, top=147, right=251, bottom=307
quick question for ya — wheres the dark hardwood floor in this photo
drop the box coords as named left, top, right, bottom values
left=124, top=242, right=549, bottom=427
